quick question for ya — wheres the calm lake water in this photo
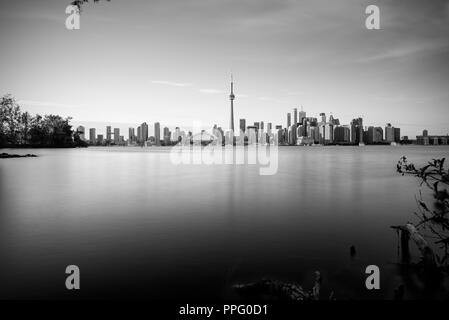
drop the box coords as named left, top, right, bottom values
left=1, top=146, right=448, bottom=299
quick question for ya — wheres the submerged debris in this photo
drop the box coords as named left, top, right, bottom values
left=350, top=245, right=356, bottom=257
left=233, top=271, right=324, bottom=300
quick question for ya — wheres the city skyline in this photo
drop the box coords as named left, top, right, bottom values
left=77, top=76, right=446, bottom=147
left=1, top=0, right=448, bottom=138
left=74, top=76, right=444, bottom=145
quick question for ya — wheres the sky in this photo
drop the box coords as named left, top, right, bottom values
left=0, top=0, right=448, bottom=138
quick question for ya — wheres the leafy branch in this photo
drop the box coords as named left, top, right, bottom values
left=397, top=156, right=449, bottom=269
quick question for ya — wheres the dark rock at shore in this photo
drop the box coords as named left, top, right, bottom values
left=0, top=153, right=37, bottom=159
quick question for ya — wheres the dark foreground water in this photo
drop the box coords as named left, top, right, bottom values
left=1, top=146, right=448, bottom=300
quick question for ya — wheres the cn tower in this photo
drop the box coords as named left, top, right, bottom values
left=229, top=74, right=235, bottom=131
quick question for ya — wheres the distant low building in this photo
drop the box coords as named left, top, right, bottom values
left=416, top=130, right=448, bottom=145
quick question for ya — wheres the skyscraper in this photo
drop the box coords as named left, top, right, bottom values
left=163, top=127, right=171, bottom=145
left=350, top=118, right=364, bottom=144
left=89, top=128, right=96, bottom=144
left=293, top=108, right=298, bottom=126
left=106, top=126, right=112, bottom=143
left=137, top=126, right=142, bottom=143
left=298, top=106, right=306, bottom=124
left=129, top=127, right=135, bottom=143
left=394, top=128, right=401, bottom=143
left=287, top=113, right=291, bottom=128
left=114, top=128, right=120, bottom=144
left=239, top=119, right=246, bottom=134
left=229, top=75, right=235, bottom=131
left=141, top=122, right=149, bottom=142
left=154, top=122, right=161, bottom=146
left=385, top=123, right=394, bottom=142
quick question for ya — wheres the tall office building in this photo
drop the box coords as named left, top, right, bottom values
left=89, top=128, right=96, bottom=144
left=287, top=113, right=291, bottom=128
left=239, top=119, right=246, bottom=134
left=385, top=123, right=394, bottom=142
left=129, top=128, right=135, bottom=143
left=141, top=122, right=149, bottom=142
left=137, top=126, right=142, bottom=143
left=154, top=122, right=161, bottom=146
left=334, top=126, right=350, bottom=143
left=97, top=134, right=104, bottom=144
left=106, top=126, right=112, bottom=143
left=324, top=123, right=334, bottom=144
left=367, top=126, right=383, bottom=144
left=254, top=122, right=260, bottom=130
left=247, top=126, right=257, bottom=144
left=288, top=124, right=297, bottom=145
left=298, top=106, right=306, bottom=124
left=394, top=128, right=401, bottom=143
left=114, top=128, right=120, bottom=144
left=173, top=127, right=181, bottom=142
left=350, top=118, right=364, bottom=144
left=229, top=75, right=235, bottom=131
left=293, top=108, right=298, bottom=126
left=163, top=127, right=171, bottom=145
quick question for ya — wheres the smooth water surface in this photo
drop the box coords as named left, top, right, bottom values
left=1, top=146, right=448, bottom=299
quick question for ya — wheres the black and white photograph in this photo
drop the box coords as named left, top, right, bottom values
left=1, top=0, right=449, bottom=314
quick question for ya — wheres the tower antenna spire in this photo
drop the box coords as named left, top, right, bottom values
left=229, top=74, right=235, bottom=131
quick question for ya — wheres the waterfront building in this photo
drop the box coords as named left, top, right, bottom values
left=154, top=122, right=161, bottom=146
left=89, top=128, right=96, bottom=144
left=247, top=126, right=257, bottom=145
left=385, top=123, right=394, bottom=143
left=114, top=128, right=120, bottom=144
left=163, top=127, right=171, bottom=145
left=367, top=126, right=383, bottom=144
left=141, top=122, right=149, bottom=142
left=129, top=127, right=135, bottom=143
left=394, top=128, right=401, bottom=143
left=298, top=107, right=306, bottom=124
left=288, top=124, right=297, bottom=145
left=239, top=119, right=246, bottom=134
left=137, top=126, right=142, bottom=143
left=106, top=126, right=111, bottom=144
left=416, top=130, right=448, bottom=145
left=350, top=118, right=364, bottom=144
left=334, top=126, right=350, bottom=143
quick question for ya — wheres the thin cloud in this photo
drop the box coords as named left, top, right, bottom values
left=356, top=42, right=449, bottom=63
left=258, top=96, right=289, bottom=104
left=283, top=91, right=303, bottom=96
left=199, top=89, right=222, bottom=94
left=151, top=80, right=193, bottom=87
left=281, top=89, right=303, bottom=96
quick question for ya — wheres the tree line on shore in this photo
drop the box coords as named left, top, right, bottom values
left=0, top=94, right=87, bottom=148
